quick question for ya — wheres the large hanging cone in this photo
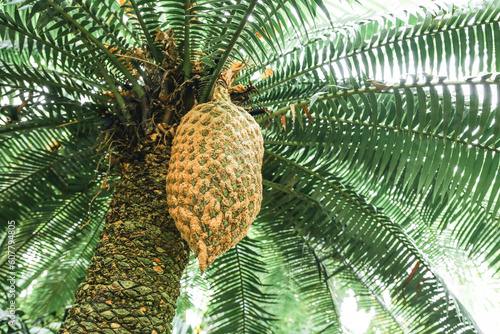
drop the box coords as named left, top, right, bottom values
left=166, top=90, right=264, bottom=274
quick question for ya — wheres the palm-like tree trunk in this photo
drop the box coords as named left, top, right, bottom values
left=59, top=141, right=190, bottom=334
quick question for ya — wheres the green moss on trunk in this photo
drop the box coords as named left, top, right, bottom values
left=59, top=142, right=190, bottom=334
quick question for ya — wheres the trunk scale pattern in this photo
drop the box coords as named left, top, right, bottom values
left=59, top=142, right=190, bottom=334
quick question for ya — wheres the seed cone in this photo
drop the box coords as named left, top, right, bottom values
left=166, top=99, right=264, bottom=274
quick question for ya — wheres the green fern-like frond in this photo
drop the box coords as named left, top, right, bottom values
left=204, top=237, right=275, bottom=334
left=256, top=216, right=344, bottom=333
left=0, top=0, right=498, bottom=333
left=15, top=202, right=107, bottom=318
left=261, top=149, right=481, bottom=333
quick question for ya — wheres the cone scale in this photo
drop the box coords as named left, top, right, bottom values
left=166, top=95, right=264, bottom=274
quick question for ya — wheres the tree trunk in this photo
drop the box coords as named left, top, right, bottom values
left=59, top=141, right=190, bottom=334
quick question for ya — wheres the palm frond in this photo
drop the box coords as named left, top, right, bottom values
left=0, top=0, right=498, bottom=332
left=256, top=216, right=344, bottom=333
left=0, top=135, right=101, bottom=210
left=326, top=258, right=407, bottom=333
left=251, top=2, right=500, bottom=105
left=261, top=150, right=481, bottom=333
left=0, top=106, right=101, bottom=136
left=199, top=0, right=258, bottom=103
left=260, top=74, right=500, bottom=268
left=254, top=1, right=500, bottom=277
left=204, top=237, right=275, bottom=334
left=14, top=202, right=107, bottom=318
left=0, top=6, right=94, bottom=71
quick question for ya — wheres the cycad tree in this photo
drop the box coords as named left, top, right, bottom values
left=0, top=0, right=499, bottom=333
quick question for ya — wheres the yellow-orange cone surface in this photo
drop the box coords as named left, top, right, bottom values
left=166, top=99, right=264, bottom=274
